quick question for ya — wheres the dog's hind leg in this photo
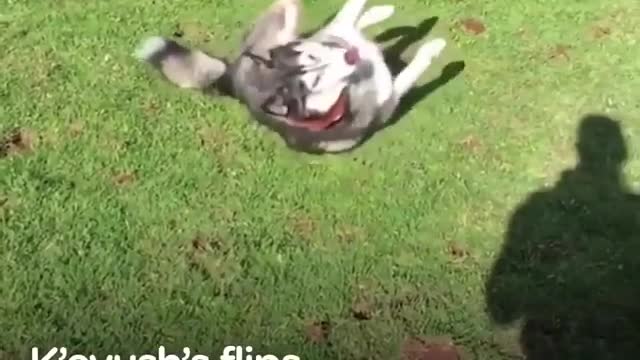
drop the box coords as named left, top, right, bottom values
left=392, top=38, right=446, bottom=98
left=356, top=5, right=394, bottom=30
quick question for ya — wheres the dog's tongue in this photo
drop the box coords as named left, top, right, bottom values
left=284, top=46, right=358, bottom=132
left=290, top=92, right=348, bottom=132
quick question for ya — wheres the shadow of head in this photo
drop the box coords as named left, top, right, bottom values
left=576, top=115, right=628, bottom=171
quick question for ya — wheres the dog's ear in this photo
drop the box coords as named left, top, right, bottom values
left=243, top=0, right=301, bottom=49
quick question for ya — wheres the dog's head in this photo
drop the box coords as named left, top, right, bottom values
left=262, top=38, right=362, bottom=122
left=241, top=0, right=365, bottom=130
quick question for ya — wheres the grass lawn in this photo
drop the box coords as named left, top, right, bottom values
left=2, top=0, right=640, bottom=359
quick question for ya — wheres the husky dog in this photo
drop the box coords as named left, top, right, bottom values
left=135, top=0, right=447, bottom=153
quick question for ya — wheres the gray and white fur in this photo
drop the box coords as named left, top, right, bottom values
left=135, top=0, right=447, bottom=154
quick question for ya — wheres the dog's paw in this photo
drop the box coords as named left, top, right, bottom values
left=417, top=38, right=447, bottom=59
left=357, top=5, right=395, bottom=29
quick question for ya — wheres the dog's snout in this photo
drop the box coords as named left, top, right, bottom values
left=344, top=47, right=360, bottom=65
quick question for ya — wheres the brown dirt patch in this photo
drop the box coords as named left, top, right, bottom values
left=460, top=18, right=486, bottom=35
left=304, top=320, right=331, bottom=344
left=349, top=279, right=385, bottom=320
left=189, top=233, right=229, bottom=255
left=590, top=25, right=611, bottom=39
left=288, top=212, right=317, bottom=241
left=351, top=299, right=375, bottom=320
left=186, top=233, right=241, bottom=282
left=142, top=97, right=161, bottom=116
left=336, top=223, right=367, bottom=244
left=351, top=282, right=379, bottom=320
left=401, top=336, right=461, bottom=360
left=447, top=241, right=470, bottom=262
left=111, top=171, right=137, bottom=187
left=459, top=135, right=483, bottom=154
left=191, top=235, right=210, bottom=252
left=0, top=128, right=38, bottom=159
left=548, top=44, right=571, bottom=62
left=68, top=121, right=85, bottom=138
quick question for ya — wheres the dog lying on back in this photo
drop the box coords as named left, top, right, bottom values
left=135, top=0, right=447, bottom=153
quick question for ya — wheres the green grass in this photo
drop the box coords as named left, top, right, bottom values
left=2, top=0, right=640, bottom=359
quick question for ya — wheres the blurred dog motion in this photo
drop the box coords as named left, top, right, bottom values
left=135, top=0, right=447, bottom=153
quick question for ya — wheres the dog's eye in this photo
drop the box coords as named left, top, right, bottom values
left=321, top=41, right=341, bottom=48
left=312, top=74, right=321, bottom=88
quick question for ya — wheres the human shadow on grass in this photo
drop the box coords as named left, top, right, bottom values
left=485, top=114, right=640, bottom=360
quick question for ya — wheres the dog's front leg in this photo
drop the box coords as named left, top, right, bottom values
left=327, top=0, right=369, bottom=28
left=356, top=5, right=394, bottom=30
left=392, top=38, right=447, bottom=98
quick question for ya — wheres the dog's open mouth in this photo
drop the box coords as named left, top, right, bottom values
left=260, top=41, right=359, bottom=132
left=285, top=88, right=349, bottom=132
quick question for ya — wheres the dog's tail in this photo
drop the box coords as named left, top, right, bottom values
left=134, top=36, right=227, bottom=90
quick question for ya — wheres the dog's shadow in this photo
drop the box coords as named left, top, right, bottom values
left=375, top=17, right=465, bottom=126
left=303, top=16, right=465, bottom=130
